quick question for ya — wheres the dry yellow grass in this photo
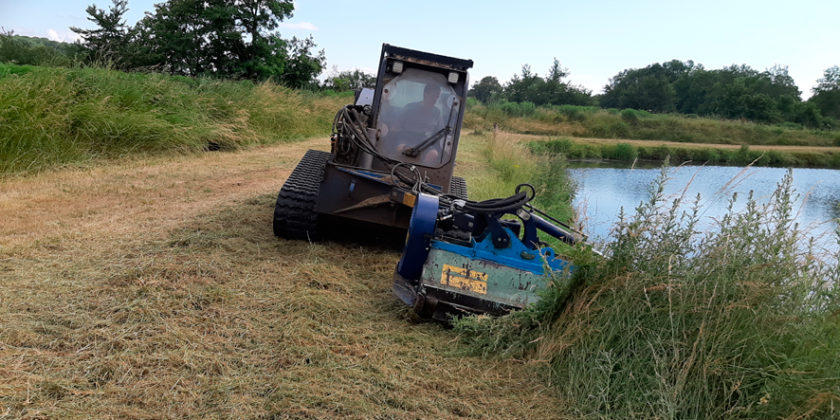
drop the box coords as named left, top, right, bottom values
left=0, top=136, right=566, bottom=418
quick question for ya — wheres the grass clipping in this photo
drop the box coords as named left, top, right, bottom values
left=457, top=167, right=840, bottom=419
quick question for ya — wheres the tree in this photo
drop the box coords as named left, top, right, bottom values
left=810, top=66, right=840, bottom=120
left=602, top=62, right=681, bottom=112
left=502, top=61, right=592, bottom=106
left=106, top=0, right=324, bottom=85
left=601, top=60, right=815, bottom=124
left=543, top=58, right=569, bottom=104
left=277, top=35, right=325, bottom=88
left=469, top=76, right=502, bottom=103
left=323, top=68, right=375, bottom=91
left=505, top=65, right=545, bottom=104
left=71, top=0, right=131, bottom=67
left=138, top=0, right=207, bottom=75
left=0, top=31, right=83, bottom=66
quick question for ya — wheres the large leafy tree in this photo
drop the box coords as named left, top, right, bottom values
left=469, top=76, right=503, bottom=103
left=810, top=66, right=840, bottom=120
left=506, top=65, right=545, bottom=104
left=323, top=68, right=375, bottom=91
left=234, top=0, right=294, bottom=80
left=601, top=60, right=693, bottom=112
left=544, top=58, right=592, bottom=106
left=277, top=35, right=325, bottom=88
left=71, top=0, right=131, bottom=67
left=602, top=60, right=815, bottom=125
left=503, top=60, right=592, bottom=106
left=73, top=0, right=324, bottom=86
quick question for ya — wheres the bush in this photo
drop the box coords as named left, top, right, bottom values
left=495, top=100, right=537, bottom=117
left=610, top=142, right=637, bottom=160
left=620, top=108, right=640, bottom=125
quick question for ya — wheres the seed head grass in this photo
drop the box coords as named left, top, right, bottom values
left=0, top=64, right=347, bottom=175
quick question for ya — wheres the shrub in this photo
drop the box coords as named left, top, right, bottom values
left=620, top=108, right=639, bottom=125
left=604, top=142, right=637, bottom=161
left=496, top=100, right=536, bottom=117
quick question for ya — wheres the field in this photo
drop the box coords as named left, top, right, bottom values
left=0, top=134, right=575, bottom=419
left=3, top=65, right=839, bottom=418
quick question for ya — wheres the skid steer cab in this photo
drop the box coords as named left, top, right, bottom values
left=272, top=44, right=473, bottom=241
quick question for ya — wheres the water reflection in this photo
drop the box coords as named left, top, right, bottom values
left=567, top=163, right=840, bottom=253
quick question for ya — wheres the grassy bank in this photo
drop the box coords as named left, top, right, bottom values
left=465, top=101, right=840, bottom=148
left=464, top=131, right=574, bottom=224
left=0, top=63, right=348, bottom=174
left=457, top=165, right=840, bottom=418
left=4, top=64, right=840, bottom=176
left=530, top=137, right=840, bottom=168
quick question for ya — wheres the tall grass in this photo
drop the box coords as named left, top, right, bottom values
left=475, top=132, right=575, bottom=224
left=530, top=137, right=840, bottom=168
left=464, top=102, right=840, bottom=147
left=0, top=64, right=348, bottom=174
left=457, top=167, right=840, bottom=418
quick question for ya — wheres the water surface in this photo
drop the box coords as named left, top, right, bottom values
left=567, top=163, right=840, bottom=254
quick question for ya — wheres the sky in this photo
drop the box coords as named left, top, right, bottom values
left=2, top=0, right=838, bottom=98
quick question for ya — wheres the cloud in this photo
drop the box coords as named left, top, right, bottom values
left=46, top=29, right=61, bottom=42
left=46, top=28, right=80, bottom=43
left=277, top=22, right=318, bottom=31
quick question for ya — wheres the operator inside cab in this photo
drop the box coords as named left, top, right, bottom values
left=376, top=69, right=457, bottom=167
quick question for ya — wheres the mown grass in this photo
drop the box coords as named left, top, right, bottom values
left=0, top=63, right=349, bottom=174
left=530, top=137, right=840, bottom=168
left=0, top=137, right=568, bottom=418
left=457, top=166, right=840, bottom=419
left=465, top=102, right=840, bottom=148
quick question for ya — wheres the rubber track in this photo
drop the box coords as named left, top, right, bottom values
left=273, top=149, right=330, bottom=240
left=449, top=176, right=468, bottom=200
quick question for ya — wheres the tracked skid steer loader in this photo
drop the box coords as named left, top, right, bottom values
left=272, top=44, right=473, bottom=240
left=273, top=44, right=582, bottom=320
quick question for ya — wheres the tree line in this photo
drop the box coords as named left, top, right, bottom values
left=2, top=0, right=838, bottom=127
left=469, top=59, right=594, bottom=107
left=469, top=60, right=840, bottom=129
left=0, top=0, right=375, bottom=91
left=0, top=0, right=325, bottom=88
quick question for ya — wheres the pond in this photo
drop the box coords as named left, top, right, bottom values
left=567, top=162, right=840, bottom=254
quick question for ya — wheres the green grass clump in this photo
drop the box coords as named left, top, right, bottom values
left=475, top=133, right=575, bottom=224
left=458, top=168, right=840, bottom=418
left=0, top=64, right=346, bottom=174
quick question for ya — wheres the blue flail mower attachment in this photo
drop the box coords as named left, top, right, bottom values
left=393, top=184, right=582, bottom=321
